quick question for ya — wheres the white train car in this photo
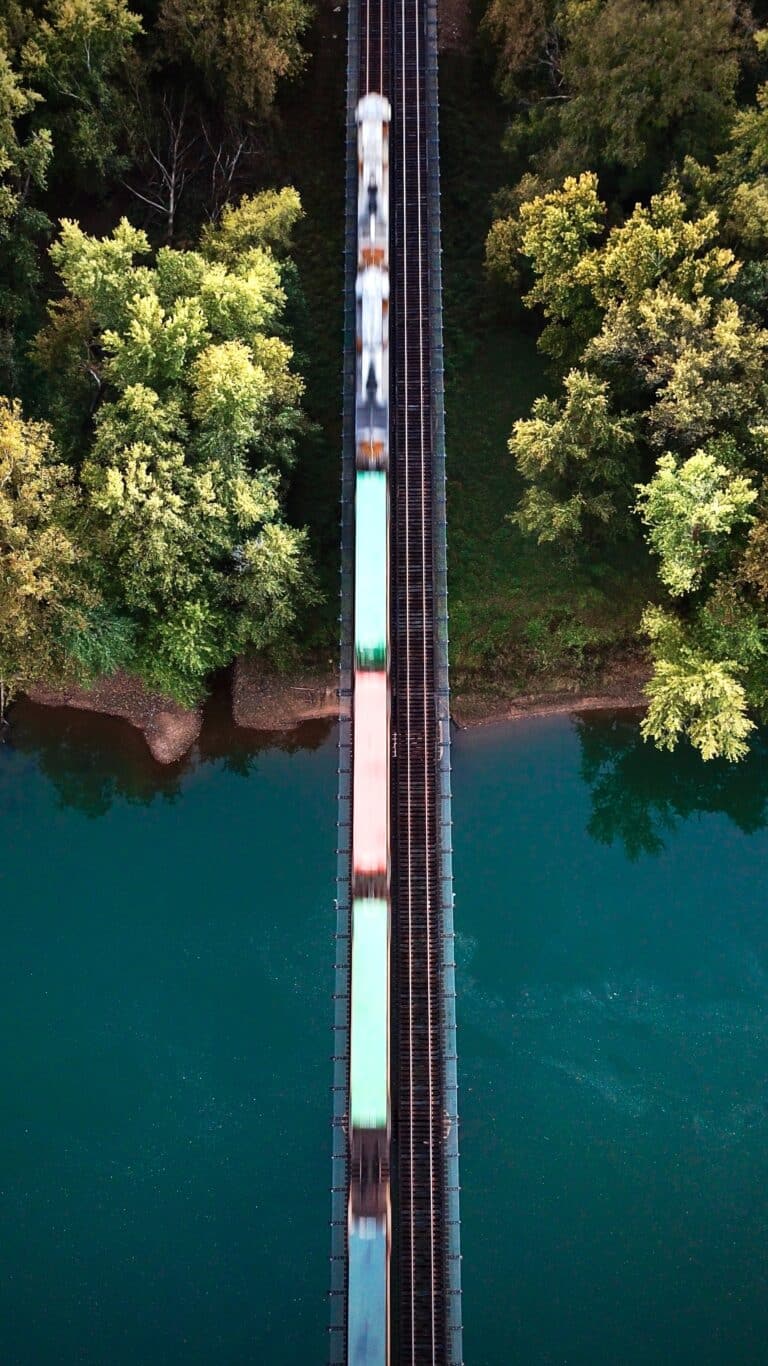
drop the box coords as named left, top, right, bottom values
left=355, top=94, right=392, bottom=470
left=357, top=93, right=391, bottom=266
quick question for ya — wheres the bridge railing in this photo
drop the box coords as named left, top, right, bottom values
left=328, top=0, right=361, bottom=1358
left=425, top=0, right=464, bottom=1358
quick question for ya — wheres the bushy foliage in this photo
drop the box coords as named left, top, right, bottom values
left=641, top=606, right=755, bottom=762
left=20, top=0, right=143, bottom=181
left=486, top=0, right=746, bottom=198
left=28, top=194, right=317, bottom=704
left=510, top=369, right=636, bottom=544
left=0, top=1, right=319, bottom=713
left=486, top=15, right=768, bottom=758
left=0, top=397, right=85, bottom=699
left=636, top=449, right=757, bottom=595
left=0, top=45, right=52, bottom=386
left=158, top=0, right=310, bottom=118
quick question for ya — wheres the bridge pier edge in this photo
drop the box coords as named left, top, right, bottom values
left=424, top=1, right=464, bottom=1361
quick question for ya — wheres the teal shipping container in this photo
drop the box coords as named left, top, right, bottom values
left=355, top=471, right=388, bottom=668
left=350, top=897, right=389, bottom=1130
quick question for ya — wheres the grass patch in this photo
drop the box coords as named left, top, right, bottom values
left=275, top=7, right=347, bottom=656
left=446, top=329, right=653, bottom=695
left=439, top=47, right=655, bottom=698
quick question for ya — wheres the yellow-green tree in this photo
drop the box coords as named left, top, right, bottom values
left=35, top=192, right=317, bottom=704
left=0, top=44, right=52, bottom=386
left=488, top=156, right=768, bottom=759
left=0, top=398, right=82, bottom=709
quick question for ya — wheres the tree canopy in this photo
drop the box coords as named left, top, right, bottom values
left=0, top=0, right=320, bottom=714
left=21, top=194, right=317, bottom=705
left=485, top=0, right=747, bottom=198
left=158, top=0, right=310, bottom=119
left=0, top=397, right=84, bottom=700
left=487, top=16, right=768, bottom=759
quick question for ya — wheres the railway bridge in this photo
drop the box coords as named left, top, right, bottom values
left=330, top=0, right=462, bottom=1361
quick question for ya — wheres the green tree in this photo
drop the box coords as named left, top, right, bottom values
left=589, top=289, right=768, bottom=450
left=20, top=0, right=142, bottom=181
left=636, top=449, right=757, bottom=596
left=158, top=0, right=310, bottom=119
left=0, top=45, right=52, bottom=387
left=0, top=397, right=83, bottom=709
left=558, top=0, right=743, bottom=175
left=483, top=0, right=563, bottom=99
left=488, top=171, right=605, bottom=361
left=641, top=605, right=756, bottom=762
left=35, top=194, right=317, bottom=704
left=509, top=368, right=637, bottom=545
left=486, top=0, right=746, bottom=201
left=488, top=101, right=768, bottom=758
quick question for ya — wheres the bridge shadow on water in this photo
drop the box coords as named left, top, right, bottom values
left=575, top=710, right=768, bottom=860
left=2, top=674, right=335, bottom=818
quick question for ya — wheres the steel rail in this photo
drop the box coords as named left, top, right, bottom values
left=335, top=0, right=461, bottom=1359
left=390, top=0, right=447, bottom=1357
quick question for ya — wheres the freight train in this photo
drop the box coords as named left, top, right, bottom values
left=347, top=90, right=392, bottom=1366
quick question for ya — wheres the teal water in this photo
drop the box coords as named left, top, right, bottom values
left=2, top=702, right=768, bottom=1363
left=453, top=715, right=768, bottom=1366
left=0, top=702, right=337, bottom=1366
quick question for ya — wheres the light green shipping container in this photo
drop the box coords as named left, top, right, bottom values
left=350, top=897, right=389, bottom=1130
left=355, top=471, right=388, bottom=668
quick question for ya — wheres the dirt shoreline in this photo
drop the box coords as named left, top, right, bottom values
left=451, top=688, right=647, bottom=728
left=25, top=672, right=203, bottom=765
left=19, top=657, right=651, bottom=763
left=231, top=656, right=340, bottom=731
left=452, top=659, right=651, bottom=728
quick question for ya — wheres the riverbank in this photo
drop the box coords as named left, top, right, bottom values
left=231, top=656, right=340, bottom=730
left=26, top=673, right=203, bottom=765
left=451, top=657, right=650, bottom=727
left=15, top=655, right=651, bottom=765
left=17, top=660, right=339, bottom=766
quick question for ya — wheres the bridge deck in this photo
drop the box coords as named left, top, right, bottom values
left=331, top=2, right=462, bottom=1360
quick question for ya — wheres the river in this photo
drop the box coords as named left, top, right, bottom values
left=1, top=701, right=767, bottom=1364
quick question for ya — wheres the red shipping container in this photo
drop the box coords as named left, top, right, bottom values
left=353, top=670, right=389, bottom=876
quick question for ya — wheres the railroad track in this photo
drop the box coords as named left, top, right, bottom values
left=332, top=1, right=461, bottom=1360
left=390, top=0, right=446, bottom=1359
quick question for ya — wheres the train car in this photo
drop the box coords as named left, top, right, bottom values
left=355, top=263, right=389, bottom=472
left=350, top=897, right=389, bottom=1136
left=356, top=93, right=391, bottom=265
left=347, top=1216, right=389, bottom=1366
left=355, top=92, right=390, bottom=470
left=352, top=669, right=389, bottom=880
left=355, top=470, right=388, bottom=669
left=356, top=265, right=389, bottom=409
left=348, top=895, right=390, bottom=1360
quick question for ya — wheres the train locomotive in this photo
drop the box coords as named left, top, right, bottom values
left=347, top=89, right=392, bottom=1366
